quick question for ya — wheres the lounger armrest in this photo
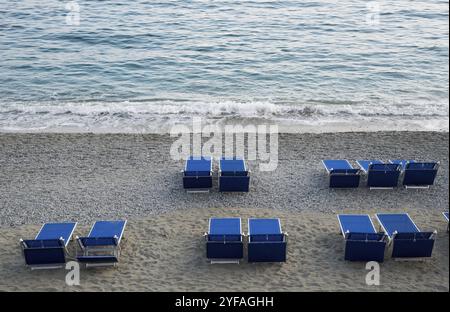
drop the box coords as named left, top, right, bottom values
left=345, top=232, right=386, bottom=242
left=21, top=238, right=65, bottom=249
left=392, top=231, right=437, bottom=240
left=77, top=236, right=119, bottom=248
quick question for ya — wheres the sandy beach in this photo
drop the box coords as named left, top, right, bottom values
left=0, top=131, right=448, bottom=291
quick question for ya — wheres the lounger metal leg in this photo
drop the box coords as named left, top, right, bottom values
left=210, top=259, right=240, bottom=264
left=394, top=257, right=431, bottom=262
left=405, top=185, right=430, bottom=190
left=186, top=189, right=210, bottom=193
left=30, top=264, right=66, bottom=270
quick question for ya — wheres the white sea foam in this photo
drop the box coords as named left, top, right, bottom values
left=0, top=99, right=448, bottom=133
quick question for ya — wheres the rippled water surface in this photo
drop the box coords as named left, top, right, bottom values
left=0, top=0, right=448, bottom=132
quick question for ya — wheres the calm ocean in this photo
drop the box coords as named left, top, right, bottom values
left=0, top=0, right=448, bottom=132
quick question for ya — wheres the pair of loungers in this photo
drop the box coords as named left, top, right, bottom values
left=183, top=156, right=250, bottom=192
left=337, top=213, right=440, bottom=262
left=205, top=218, right=287, bottom=263
left=20, top=220, right=127, bottom=269
left=323, top=159, right=439, bottom=189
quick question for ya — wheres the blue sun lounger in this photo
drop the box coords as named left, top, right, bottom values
left=205, top=218, right=243, bottom=264
left=322, top=160, right=361, bottom=188
left=247, top=218, right=287, bottom=263
left=76, top=220, right=127, bottom=267
left=20, top=222, right=77, bottom=269
left=337, top=215, right=387, bottom=262
left=357, top=160, right=401, bottom=189
left=443, top=212, right=449, bottom=232
left=402, top=162, right=439, bottom=189
left=375, top=213, right=436, bottom=260
left=183, top=156, right=213, bottom=192
left=219, top=157, right=250, bottom=192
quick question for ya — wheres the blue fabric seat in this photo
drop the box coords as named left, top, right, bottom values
left=248, top=219, right=287, bottom=263
left=322, top=160, right=360, bottom=188
left=206, top=218, right=243, bottom=263
left=20, top=222, right=77, bottom=269
left=337, top=215, right=387, bottom=262
left=219, top=157, right=250, bottom=192
left=376, top=213, right=436, bottom=259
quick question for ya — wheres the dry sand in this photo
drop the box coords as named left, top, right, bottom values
left=0, top=132, right=448, bottom=291
left=0, top=207, right=448, bottom=292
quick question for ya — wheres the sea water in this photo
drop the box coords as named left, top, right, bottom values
left=0, top=0, right=448, bottom=132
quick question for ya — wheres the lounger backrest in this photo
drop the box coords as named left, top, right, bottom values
left=367, top=164, right=401, bottom=187
left=403, top=162, right=438, bottom=186
left=329, top=170, right=361, bottom=188
left=21, top=239, right=66, bottom=266
left=392, top=232, right=435, bottom=258
left=219, top=175, right=250, bottom=192
left=78, top=236, right=118, bottom=247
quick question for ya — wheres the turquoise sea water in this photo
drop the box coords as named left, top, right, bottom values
left=0, top=0, right=448, bottom=132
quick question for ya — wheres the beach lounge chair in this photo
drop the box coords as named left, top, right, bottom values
left=219, top=157, right=250, bottom=192
left=322, top=160, right=361, bottom=188
left=76, top=220, right=127, bottom=267
left=205, top=218, right=243, bottom=264
left=357, top=160, right=401, bottom=189
left=183, top=156, right=213, bottom=192
left=247, top=218, right=287, bottom=262
left=402, top=162, right=439, bottom=189
left=20, top=222, right=77, bottom=269
left=337, top=215, right=387, bottom=262
left=375, top=213, right=436, bottom=260
left=443, top=212, right=449, bottom=232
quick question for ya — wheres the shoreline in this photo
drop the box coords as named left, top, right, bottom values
left=1, top=121, right=449, bottom=134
